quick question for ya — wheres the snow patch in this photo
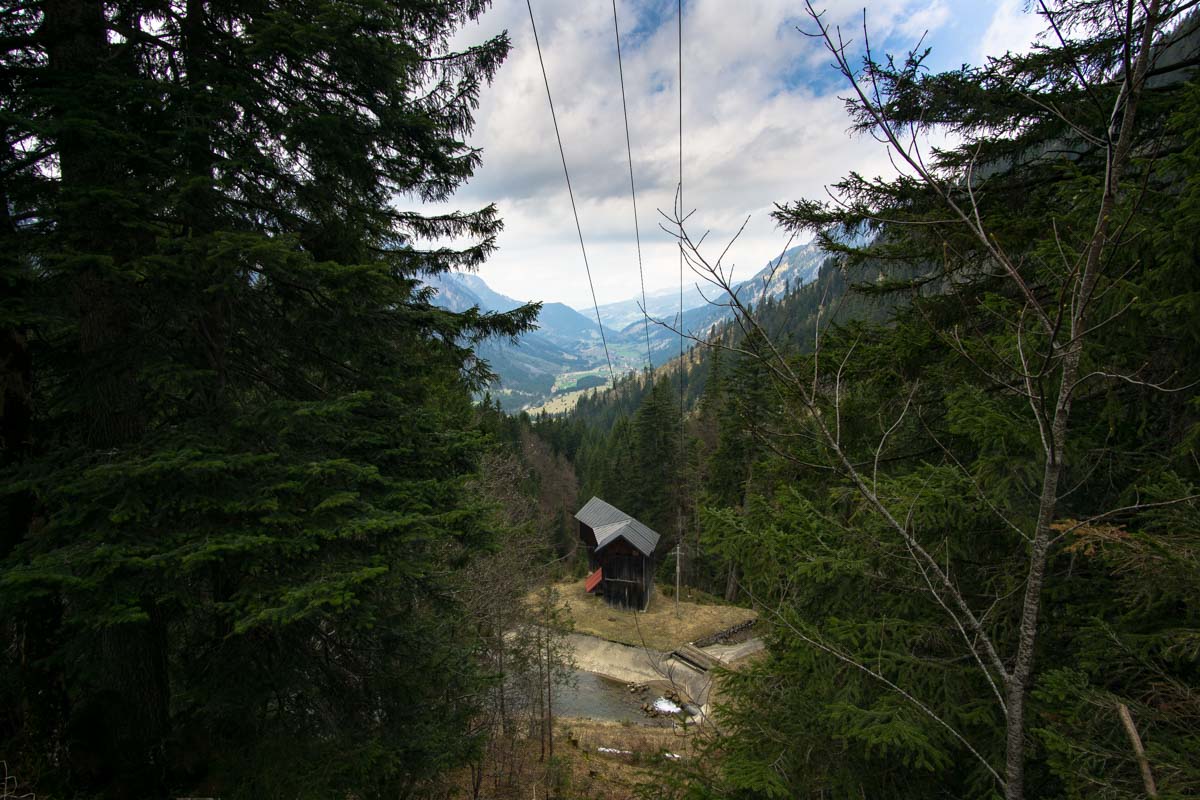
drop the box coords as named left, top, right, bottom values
left=597, top=746, right=633, bottom=755
left=653, top=697, right=682, bottom=715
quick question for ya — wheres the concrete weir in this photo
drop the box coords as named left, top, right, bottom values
left=564, top=631, right=755, bottom=712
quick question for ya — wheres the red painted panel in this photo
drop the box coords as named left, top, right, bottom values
left=585, top=567, right=603, bottom=593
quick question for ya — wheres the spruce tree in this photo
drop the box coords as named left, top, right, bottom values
left=666, top=2, right=1200, bottom=798
left=0, top=1, right=531, bottom=796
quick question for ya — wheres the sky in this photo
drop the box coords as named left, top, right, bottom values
left=423, top=0, right=1047, bottom=310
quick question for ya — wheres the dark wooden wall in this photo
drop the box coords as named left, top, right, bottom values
left=579, top=522, right=598, bottom=570
left=598, top=538, right=654, bottom=611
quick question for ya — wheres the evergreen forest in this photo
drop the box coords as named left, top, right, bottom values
left=2, top=1, right=1199, bottom=799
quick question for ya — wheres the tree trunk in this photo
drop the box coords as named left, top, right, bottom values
left=0, top=135, right=34, bottom=559
left=1, top=114, right=70, bottom=799
left=536, top=626, right=545, bottom=763
left=1003, top=329, right=1078, bottom=800
left=724, top=563, right=739, bottom=603
left=42, top=1, right=171, bottom=793
left=1001, top=3, right=1162, bottom=790
left=545, top=632, right=553, bottom=764
left=98, top=609, right=172, bottom=796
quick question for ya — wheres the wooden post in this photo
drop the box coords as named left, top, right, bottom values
left=1117, top=703, right=1157, bottom=798
left=545, top=631, right=553, bottom=764
left=674, top=542, right=681, bottom=618
left=536, top=624, right=545, bottom=762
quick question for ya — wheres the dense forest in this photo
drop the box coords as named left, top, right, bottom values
left=3, top=0, right=1199, bottom=799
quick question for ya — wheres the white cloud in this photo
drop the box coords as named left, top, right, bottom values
left=977, top=0, right=1046, bottom=62
left=898, top=0, right=952, bottom=41
left=418, top=0, right=1004, bottom=308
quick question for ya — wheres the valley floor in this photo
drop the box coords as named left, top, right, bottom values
left=447, top=579, right=766, bottom=799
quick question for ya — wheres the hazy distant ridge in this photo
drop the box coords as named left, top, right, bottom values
left=425, top=241, right=832, bottom=410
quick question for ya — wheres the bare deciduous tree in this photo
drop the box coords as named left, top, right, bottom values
left=460, top=450, right=576, bottom=799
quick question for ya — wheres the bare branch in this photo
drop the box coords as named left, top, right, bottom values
left=741, top=582, right=1006, bottom=789
left=1049, top=493, right=1200, bottom=547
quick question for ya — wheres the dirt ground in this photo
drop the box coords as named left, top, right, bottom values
left=447, top=718, right=706, bottom=800
left=542, top=579, right=757, bottom=652
left=557, top=718, right=704, bottom=797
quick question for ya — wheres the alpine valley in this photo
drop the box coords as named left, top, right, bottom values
left=428, top=241, right=830, bottom=411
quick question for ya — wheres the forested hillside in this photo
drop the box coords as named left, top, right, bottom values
left=537, top=249, right=899, bottom=536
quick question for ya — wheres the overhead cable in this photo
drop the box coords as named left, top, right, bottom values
left=525, top=0, right=616, bottom=389
left=677, top=0, right=685, bottom=444
left=676, top=0, right=687, bottom=592
left=611, top=0, right=653, bottom=372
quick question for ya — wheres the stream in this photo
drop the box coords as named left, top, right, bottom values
left=552, top=669, right=669, bottom=725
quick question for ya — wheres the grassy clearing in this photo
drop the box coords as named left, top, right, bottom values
left=525, top=387, right=599, bottom=416
left=551, top=368, right=608, bottom=393
left=540, top=579, right=757, bottom=652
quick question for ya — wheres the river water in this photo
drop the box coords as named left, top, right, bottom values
left=552, top=670, right=667, bottom=725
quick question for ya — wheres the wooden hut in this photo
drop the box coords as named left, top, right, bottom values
left=575, top=497, right=660, bottom=611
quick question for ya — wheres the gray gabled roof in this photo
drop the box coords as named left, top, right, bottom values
left=574, top=496, right=660, bottom=557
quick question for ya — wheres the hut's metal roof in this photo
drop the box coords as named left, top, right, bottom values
left=575, top=497, right=660, bottom=557
left=575, top=496, right=629, bottom=528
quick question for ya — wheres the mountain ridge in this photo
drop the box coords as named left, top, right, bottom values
left=425, top=241, right=834, bottom=411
